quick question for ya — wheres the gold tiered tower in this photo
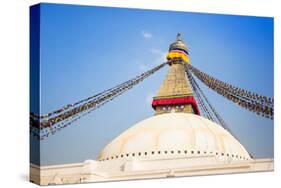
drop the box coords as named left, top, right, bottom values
left=152, top=33, right=200, bottom=115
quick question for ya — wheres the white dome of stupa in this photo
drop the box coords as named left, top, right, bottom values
left=97, top=113, right=251, bottom=162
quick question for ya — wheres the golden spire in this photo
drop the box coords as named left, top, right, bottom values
left=152, top=34, right=200, bottom=115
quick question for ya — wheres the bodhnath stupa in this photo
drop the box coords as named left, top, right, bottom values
left=31, top=34, right=273, bottom=185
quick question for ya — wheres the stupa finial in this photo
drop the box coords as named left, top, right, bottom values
left=176, top=33, right=183, bottom=41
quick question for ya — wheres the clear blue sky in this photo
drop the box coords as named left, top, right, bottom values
left=30, top=3, right=274, bottom=165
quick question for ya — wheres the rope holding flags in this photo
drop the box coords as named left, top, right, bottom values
left=186, top=64, right=273, bottom=120
left=30, top=60, right=273, bottom=141
left=30, top=62, right=167, bottom=140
